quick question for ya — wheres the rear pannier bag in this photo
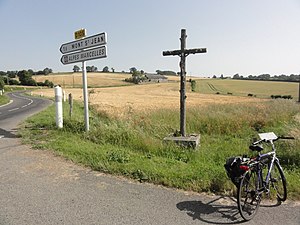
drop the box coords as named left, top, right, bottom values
left=224, top=157, right=245, bottom=187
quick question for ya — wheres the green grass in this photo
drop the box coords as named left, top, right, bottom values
left=19, top=99, right=300, bottom=199
left=0, top=94, right=9, bottom=105
left=194, top=79, right=299, bottom=99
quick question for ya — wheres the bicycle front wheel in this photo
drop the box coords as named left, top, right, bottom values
left=270, top=160, right=287, bottom=202
left=237, top=170, right=261, bottom=221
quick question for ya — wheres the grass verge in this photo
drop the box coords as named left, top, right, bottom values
left=0, top=94, right=9, bottom=105
left=19, top=99, right=300, bottom=199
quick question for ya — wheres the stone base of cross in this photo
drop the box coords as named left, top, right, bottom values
left=163, top=29, right=206, bottom=138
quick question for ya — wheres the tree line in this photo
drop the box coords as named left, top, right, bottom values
left=0, top=68, right=53, bottom=78
left=232, top=73, right=300, bottom=82
left=0, top=68, right=54, bottom=87
left=72, top=65, right=116, bottom=73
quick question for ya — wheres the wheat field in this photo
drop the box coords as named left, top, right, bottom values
left=33, top=73, right=265, bottom=117
left=34, top=72, right=131, bottom=88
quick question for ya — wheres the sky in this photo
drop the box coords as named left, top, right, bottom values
left=0, top=0, right=300, bottom=77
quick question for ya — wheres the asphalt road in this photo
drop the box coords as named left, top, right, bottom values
left=0, top=92, right=299, bottom=225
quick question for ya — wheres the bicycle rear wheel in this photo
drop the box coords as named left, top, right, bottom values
left=237, top=170, right=261, bottom=221
left=270, top=160, right=287, bottom=202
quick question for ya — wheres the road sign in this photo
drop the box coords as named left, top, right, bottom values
left=60, top=32, right=107, bottom=54
left=74, top=29, right=86, bottom=40
left=60, top=46, right=107, bottom=65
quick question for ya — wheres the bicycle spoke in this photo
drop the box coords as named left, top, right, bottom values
left=269, top=161, right=287, bottom=201
left=237, top=171, right=260, bottom=221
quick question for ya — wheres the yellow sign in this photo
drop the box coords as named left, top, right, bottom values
left=74, top=29, right=86, bottom=40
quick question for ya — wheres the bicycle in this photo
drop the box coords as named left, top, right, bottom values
left=225, top=132, right=294, bottom=221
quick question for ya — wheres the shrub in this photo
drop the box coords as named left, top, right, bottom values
left=190, top=80, right=196, bottom=92
left=271, top=95, right=293, bottom=100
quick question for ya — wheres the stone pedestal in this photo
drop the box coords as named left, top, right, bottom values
left=163, top=134, right=200, bottom=149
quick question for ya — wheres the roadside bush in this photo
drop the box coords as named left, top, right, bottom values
left=9, top=79, right=20, bottom=85
left=271, top=95, right=293, bottom=99
left=190, top=80, right=196, bottom=92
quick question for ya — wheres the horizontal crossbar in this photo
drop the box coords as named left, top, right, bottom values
left=162, top=48, right=207, bottom=56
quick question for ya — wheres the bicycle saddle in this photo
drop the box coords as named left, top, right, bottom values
left=249, top=144, right=264, bottom=152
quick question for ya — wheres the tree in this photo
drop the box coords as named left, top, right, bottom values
left=73, top=65, right=80, bottom=72
left=86, top=65, right=98, bottom=72
left=258, top=74, right=270, bottom=80
left=7, top=71, right=17, bottom=78
left=43, top=68, right=52, bottom=75
left=91, top=66, right=97, bottom=72
left=111, top=68, right=115, bottom=73
left=28, top=69, right=34, bottom=75
left=156, top=70, right=177, bottom=76
left=102, top=66, right=109, bottom=72
left=129, top=67, right=137, bottom=74
left=17, top=70, right=36, bottom=86
left=0, top=77, right=5, bottom=90
left=44, top=79, right=54, bottom=88
left=233, top=74, right=240, bottom=79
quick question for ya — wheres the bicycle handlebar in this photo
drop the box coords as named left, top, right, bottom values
left=277, top=136, right=295, bottom=140
left=251, top=136, right=294, bottom=145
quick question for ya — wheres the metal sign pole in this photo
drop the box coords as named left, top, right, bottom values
left=82, top=60, right=89, bottom=131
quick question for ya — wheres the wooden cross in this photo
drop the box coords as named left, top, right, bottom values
left=163, top=29, right=207, bottom=137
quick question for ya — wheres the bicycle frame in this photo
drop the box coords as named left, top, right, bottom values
left=252, top=139, right=279, bottom=194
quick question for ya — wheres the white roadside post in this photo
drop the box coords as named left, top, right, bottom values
left=54, top=86, right=63, bottom=128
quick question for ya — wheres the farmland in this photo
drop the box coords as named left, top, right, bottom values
left=32, top=72, right=299, bottom=116
left=195, top=78, right=299, bottom=99
left=23, top=72, right=300, bottom=199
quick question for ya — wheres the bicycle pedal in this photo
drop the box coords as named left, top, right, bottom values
left=271, top=178, right=278, bottom=182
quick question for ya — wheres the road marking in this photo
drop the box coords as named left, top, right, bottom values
left=9, top=93, right=34, bottom=110
left=8, top=108, right=19, bottom=112
left=0, top=100, right=13, bottom=108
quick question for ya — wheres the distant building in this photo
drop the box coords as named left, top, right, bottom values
left=143, top=74, right=168, bottom=83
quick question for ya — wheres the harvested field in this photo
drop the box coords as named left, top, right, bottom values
left=34, top=82, right=265, bottom=117
left=34, top=72, right=132, bottom=88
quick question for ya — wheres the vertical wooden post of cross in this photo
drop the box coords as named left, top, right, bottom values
left=179, top=29, right=187, bottom=136
left=163, top=29, right=207, bottom=137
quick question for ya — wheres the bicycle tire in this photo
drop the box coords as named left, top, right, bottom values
left=237, top=170, right=261, bottom=221
left=270, top=160, right=287, bottom=202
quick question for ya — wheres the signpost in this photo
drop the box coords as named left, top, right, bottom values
left=60, top=30, right=107, bottom=132
left=60, top=46, right=107, bottom=65
left=74, top=28, right=86, bottom=40
left=60, top=32, right=107, bottom=54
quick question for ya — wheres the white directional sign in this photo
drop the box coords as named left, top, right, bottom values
left=60, top=32, right=106, bottom=54
left=60, top=46, right=107, bottom=65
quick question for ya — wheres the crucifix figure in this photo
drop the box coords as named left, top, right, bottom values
left=163, top=29, right=207, bottom=137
